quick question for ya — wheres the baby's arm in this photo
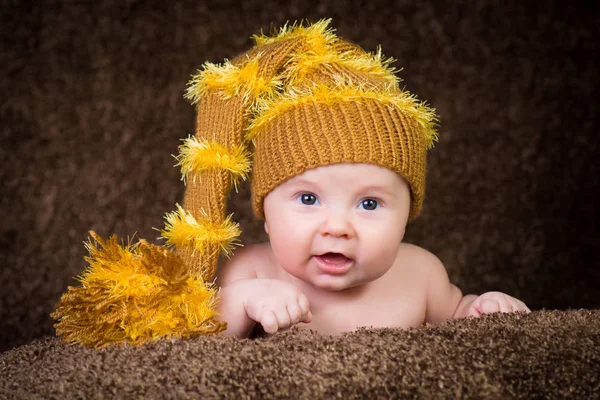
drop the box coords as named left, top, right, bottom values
left=216, top=245, right=312, bottom=338
left=422, top=250, right=471, bottom=323
left=421, top=248, right=529, bottom=323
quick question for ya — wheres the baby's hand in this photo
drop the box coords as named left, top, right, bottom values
left=467, top=291, right=530, bottom=317
left=241, top=278, right=312, bottom=334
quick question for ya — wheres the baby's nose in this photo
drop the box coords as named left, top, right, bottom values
left=319, top=211, right=355, bottom=238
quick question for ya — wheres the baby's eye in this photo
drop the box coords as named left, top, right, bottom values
left=360, top=199, right=379, bottom=210
left=297, top=193, right=318, bottom=205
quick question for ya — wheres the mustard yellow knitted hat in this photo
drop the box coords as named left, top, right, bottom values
left=161, top=19, right=439, bottom=282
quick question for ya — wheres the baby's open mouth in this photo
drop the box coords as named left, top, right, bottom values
left=319, top=252, right=352, bottom=266
left=314, top=252, right=353, bottom=274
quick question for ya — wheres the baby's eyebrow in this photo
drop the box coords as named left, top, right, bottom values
left=356, top=185, right=395, bottom=197
left=288, top=178, right=319, bottom=188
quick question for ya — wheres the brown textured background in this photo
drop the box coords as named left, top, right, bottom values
left=1, top=0, right=599, bottom=355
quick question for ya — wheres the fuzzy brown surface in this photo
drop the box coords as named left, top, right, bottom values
left=1, top=310, right=599, bottom=399
left=1, top=0, right=599, bottom=394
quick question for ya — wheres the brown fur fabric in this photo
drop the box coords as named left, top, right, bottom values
left=1, top=0, right=599, bottom=397
left=2, top=311, right=599, bottom=398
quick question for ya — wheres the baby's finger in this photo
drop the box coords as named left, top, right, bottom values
left=495, top=296, right=514, bottom=313
left=479, top=298, right=501, bottom=314
left=286, top=302, right=303, bottom=325
left=303, top=310, right=313, bottom=323
left=467, top=305, right=482, bottom=317
left=298, top=293, right=310, bottom=316
left=260, top=310, right=279, bottom=334
left=273, top=307, right=291, bottom=330
left=296, top=293, right=312, bottom=323
left=513, top=299, right=531, bottom=313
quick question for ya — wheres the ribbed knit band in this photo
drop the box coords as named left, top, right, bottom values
left=251, top=97, right=428, bottom=219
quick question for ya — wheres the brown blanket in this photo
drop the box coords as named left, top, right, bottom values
left=2, top=0, right=599, bottom=397
left=2, top=310, right=599, bottom=398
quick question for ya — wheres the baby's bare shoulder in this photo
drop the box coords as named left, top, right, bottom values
left=395, top=243, right=446, bottom=278
left=235, top=242, right=272, bottom=262
left=216, top=242, right=273, bottom=285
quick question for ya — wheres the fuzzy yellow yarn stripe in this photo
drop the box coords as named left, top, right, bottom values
left=247, top=79, right=439, bottom=148
left=185, top=56, right=282, bottom=105
left=51, top=232, right=225, bottom=348
left=176, top=137, right=251, bottom=187
left=252, top=18, right=337, bottom=54
left=161, top=204, right=240, bottom=257
left=284, top=47, right=400, bottom=87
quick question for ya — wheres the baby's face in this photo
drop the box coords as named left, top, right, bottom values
left=263, top=163, right=411, bottom=292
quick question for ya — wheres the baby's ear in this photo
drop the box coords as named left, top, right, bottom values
left=264, top=221, right=270, bottom=235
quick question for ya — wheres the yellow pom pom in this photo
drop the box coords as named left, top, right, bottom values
left=51, top=231, right=226, bottom=348
left=160, top=204, right=240, bottom=258
left=252, top=18, right=337, bottom=51
left=185, top=57, right=282, bottom=105
left=175, top=137, right=251, bottom=189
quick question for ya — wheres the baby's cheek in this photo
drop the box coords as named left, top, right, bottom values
left=361, top=241, right=398, bottom=278
left=269, top=228, right=300, bottom=254
left=370, top=234, right=401, bottom=261
left=270, top=240, right=309, bottom=278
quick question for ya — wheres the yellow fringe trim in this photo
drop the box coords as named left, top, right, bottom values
left=51, top=231, right=225, bottom=348
left=161, top=204, right=240, bottom=258
left=185, top=19, right=337, bottom=105
left=185, top=56, right=282, bottom=105
left=247, top=78, right=439, bottom=148
left=176, top=136, right=251, bottom=188
left=283, top=46, right=400, bottom=88
left=252, top=18, right=337, bottom=55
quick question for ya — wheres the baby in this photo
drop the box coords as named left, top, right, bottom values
left=216, top=161, right=529, bottom=337
left=171, top=20, right=529, bottom=339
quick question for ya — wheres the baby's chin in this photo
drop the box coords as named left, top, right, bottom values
left=305, top=273, right=372, bottom=293
left=279, top=262, right=383, bottom=292
left=280, top=267, right=354, bottom=292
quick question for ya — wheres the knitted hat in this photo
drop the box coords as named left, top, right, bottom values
left=161, top=19, right=439, bottom=283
